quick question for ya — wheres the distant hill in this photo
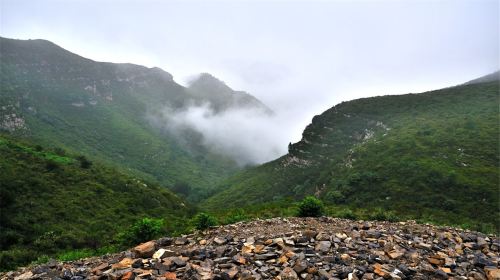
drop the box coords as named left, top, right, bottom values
left=0, top=37, right=270, bottom=201
left=187, top=73, right=272, bottom=114
left=204, top=74, right=499, bottom=232
left=0, top=134, right=191, bottom=269
left=464, top=70, right=499, bottom=85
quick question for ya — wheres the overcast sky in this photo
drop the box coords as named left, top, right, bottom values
left=1, top=0, right=498, bottom=156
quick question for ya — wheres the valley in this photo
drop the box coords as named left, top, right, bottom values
left=0, top=37, right=498, bottom=273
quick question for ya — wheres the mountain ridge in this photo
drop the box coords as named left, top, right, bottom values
left=203, top=76, right=499, bottom=232
left=0, top=36, right=271, bottom=201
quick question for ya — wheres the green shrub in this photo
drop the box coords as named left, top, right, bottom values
left=76, top=155, right=92, bottom=169
left=0, top=249, right=38, bottom=271
left=224, top=209, right=248, bottom=224
left=192, top=212, right=217, bottom=230
left=117, top=218, right=164, bottom=245
left=57, top=248, right=95, bottom=262
left=297, top=196, right=324, bottom=217
left=336, top=208, right=357, bottom=220
left=369, top=208, right=400, bottom=222
left=325, top=190, right=346, bottom=204
left=45, top=160, right=59, bottom=171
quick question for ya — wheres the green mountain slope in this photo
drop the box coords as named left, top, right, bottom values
left=0, top=37, right=269, bottom=200
left=204, top=77, right=499, bottom=231
left=0, top=134, right=191, bottom=269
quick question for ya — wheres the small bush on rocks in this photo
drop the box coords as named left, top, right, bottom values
left=224, top=209, right=248, bottom=225
left=297, top=196, right=324, bottom=217
left=369, top=208, right=400, bottom=222
left=192, top=213, right=217, bottom=230
left=336, top=208, right=357, bottom=220
left=117, top=218, right=164, bottom=245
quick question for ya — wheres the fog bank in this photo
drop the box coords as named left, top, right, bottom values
left=156, top=103, right=297, bottom=166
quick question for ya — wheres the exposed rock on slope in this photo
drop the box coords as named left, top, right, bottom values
left=4, top=218, right=499, bottom=280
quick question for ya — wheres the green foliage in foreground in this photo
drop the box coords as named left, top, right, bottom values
left=297, top=196, right=324, bottom=217
left=204, top=81, right=500, bottom=233
left=0, top=135, right=192, bottom=271
left=192, top=213, right=218, bottom=230
left=116, top=218, right=165, bottom=246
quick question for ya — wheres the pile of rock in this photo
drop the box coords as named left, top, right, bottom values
left=2, top=217, right=499, bottom=280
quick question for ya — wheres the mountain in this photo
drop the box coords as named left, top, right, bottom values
left=187, top=73, right=272, bottom=114
left=0, top=37, right=270, bottom=201
left=464, top=70, right=499, bottom=85
left=0, top=134, right=192, bottom=269
left=204, top=74, right=499, bottom=232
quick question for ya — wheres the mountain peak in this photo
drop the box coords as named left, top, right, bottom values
left=186, top=72, right=272, bottom=114
left=188, top=73, right=233, bottom=93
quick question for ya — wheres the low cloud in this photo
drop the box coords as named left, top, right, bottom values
left=154, top=103, right=292, bottom=166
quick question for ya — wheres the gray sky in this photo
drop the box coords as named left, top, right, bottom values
left=1, top=0, right=498, bottom=162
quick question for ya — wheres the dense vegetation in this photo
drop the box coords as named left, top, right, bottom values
left=204, top=79, right=500, bottom=233
left=0, top=37, right=268, bottom=202
left=0, top=135, right=192, bottom=270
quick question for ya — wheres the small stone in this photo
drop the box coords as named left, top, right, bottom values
left=388, top=250, right=404, bottom=259
left=157, top=237, right=173, bottom=246
left=121, top=271, right=134, bottom=280
left=14, top=271, right=33, bottom=280
left=315, top=241, right=331, bottom=253
left=214, top=237, right=227, bottom=245
left=428, top=257, right=444, bottom=266
left=477, top=237, right=488, bottom=248
left=92, top=263, right=110, bottom=274
left=254, top=244, right=265, bottom=253
left=318, top=269, right=331, bottom=278
left=416, top=242, right=432, bottom=250
left=348, top=272, right=360, bottom=280
left=112, top=258, right=134, bottom=269
left=373, top=263, right=390, bottom=277
left=278, top=255, right=288, bottom=264
left=340, top=253, right=351, bottom=262
left=171, top=257, right=186, bottom=267
left=280, top=267, right=299, bottom=280
left=153, top=248, right=175, bottom=259
left=484, top=266, right=500, bottom=280
left=293, top=260, right=308, bottom=273
left=133, top=241, right=156, bottom=258
left=303, top=230, right=317, bottom=239
left=439, top=267, right=451, bottom=274
left=316, top=232, right=330, bottom=241
left=163, top=272, right=177, bottom=280
left=242, top=243, right=255, bottom=254
left=274, top=238, right=285, bottom=248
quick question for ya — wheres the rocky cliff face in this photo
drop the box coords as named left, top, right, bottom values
left=3, top=218, right=499, bottom=280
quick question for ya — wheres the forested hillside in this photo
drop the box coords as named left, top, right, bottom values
left=0, top=37, right=269, bottom=201
left=0, top=134, right=193, bottom=269
left=204, top=77, right=499, bottom=232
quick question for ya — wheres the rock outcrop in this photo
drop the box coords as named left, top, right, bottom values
left=2, top=217, right=499, bottom=280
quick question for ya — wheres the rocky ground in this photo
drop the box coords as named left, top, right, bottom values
left=2, top=217, right=499, bottom=280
